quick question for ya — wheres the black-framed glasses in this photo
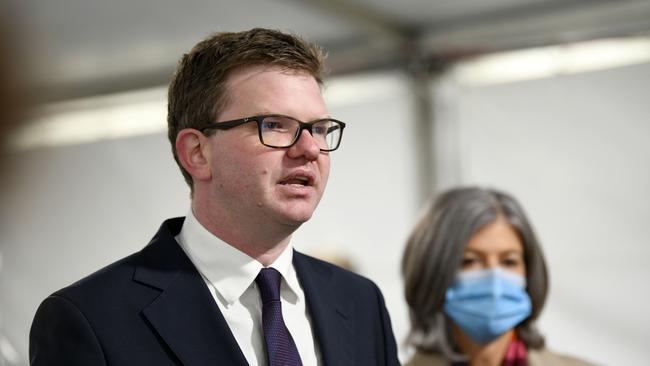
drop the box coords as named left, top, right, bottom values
left=199, top=114, right=346, bottom=152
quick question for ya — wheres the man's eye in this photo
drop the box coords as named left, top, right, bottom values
left=262, top=121, right=280, bottom=130
left=262, top=118, right=294, bottom=132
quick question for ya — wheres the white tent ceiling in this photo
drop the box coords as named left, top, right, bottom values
left=5, top=0, right=650, bottom=102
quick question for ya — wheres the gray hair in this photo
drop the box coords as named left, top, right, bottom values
left=402, top=186, right=548, bottom=358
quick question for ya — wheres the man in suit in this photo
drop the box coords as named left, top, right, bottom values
left=29, top=28, right=399, bottom=366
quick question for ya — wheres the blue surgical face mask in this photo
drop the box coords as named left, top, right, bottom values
left=443, top=268, right=532, bottom=344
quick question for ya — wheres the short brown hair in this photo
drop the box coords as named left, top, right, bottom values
left=167, top=28, right=327, bottom=188
left=402, top=187, right=549, bottom=358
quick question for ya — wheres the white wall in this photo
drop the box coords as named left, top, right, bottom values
left=435, top=62, right=650, bottom=365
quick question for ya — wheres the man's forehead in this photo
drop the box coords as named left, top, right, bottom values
left=225, top=65, right=316, bottom=90
left=219, top=65, right=328, bottom=121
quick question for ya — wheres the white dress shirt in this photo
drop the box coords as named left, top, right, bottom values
left=175, top=210, right=321, bottom=366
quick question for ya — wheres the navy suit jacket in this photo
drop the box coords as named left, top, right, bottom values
left=30, top=218, right=400, bottom=366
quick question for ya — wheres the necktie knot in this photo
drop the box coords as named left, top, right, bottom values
left=256, top=267, right=282, bottom=303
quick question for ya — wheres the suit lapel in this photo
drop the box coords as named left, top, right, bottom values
left=293, top=251, right=354, bottom=366
left=134, top=218, right=248, bottom=366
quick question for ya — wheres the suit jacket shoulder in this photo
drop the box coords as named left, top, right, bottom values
left=292, top=251, right=399, bottom=366
left=30, top=217, right=248, bottom=366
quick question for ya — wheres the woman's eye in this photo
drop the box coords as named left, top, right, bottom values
left=502, top=258, right=522, bottom=267
left=461, top=258, right=477, bottom=267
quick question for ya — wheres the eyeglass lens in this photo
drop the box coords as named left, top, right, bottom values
left=259, top=116, right=342, bottom=150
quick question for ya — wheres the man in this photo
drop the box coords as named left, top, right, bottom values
left=29, top=28, right=399, bottom=366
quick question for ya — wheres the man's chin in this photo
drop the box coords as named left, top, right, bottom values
left=274, top=206, right=316, bottom=227
left=281, top=212, right=314, bottom=226
left=264, top=195, right=321, bottom=227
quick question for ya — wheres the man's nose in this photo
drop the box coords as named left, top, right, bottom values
left=287, top=129, right=321, bottom=160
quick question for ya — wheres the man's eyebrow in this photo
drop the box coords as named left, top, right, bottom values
left=251, top=112, right=334, bottom=120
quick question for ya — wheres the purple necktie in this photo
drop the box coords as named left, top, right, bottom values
left=255, top=268, right=303, bottom=366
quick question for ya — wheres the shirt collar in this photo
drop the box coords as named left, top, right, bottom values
left=177, top=209, right=302, bottom=305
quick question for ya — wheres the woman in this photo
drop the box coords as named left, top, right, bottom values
left=402, top=187, right=596, bottom=366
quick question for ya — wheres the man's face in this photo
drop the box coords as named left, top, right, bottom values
left=205, top=66, right=331, bottom=227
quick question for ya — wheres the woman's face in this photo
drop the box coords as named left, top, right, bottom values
left=461, top=215, right=526, bottom=276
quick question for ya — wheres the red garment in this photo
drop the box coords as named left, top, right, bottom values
left=452, top=335, right=528, bottom=366
left=502, top=335, right=528, bottom=366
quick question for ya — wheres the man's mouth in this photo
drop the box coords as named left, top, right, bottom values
left=279, top=172, right=314, bottom=187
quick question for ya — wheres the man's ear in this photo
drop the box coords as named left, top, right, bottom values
left=175, top=129, right=212, bottom=182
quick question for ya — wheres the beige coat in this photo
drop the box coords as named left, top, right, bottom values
left=404, top=349, right=598, bottom=366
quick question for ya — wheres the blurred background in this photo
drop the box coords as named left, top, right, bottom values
left=1, top=0, right=649, bottom=365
